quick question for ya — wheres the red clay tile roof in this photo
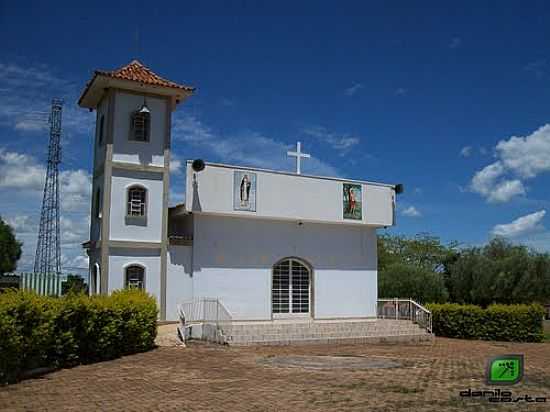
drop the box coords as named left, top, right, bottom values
left=95, top=60, right=194, bottom=91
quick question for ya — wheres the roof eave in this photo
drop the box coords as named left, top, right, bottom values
left=78, top=74, right=195, bottom=109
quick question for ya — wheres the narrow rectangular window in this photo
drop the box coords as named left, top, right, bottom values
left=127, top=187, right=146, bottom=217
left=98, top=115, right=105, bottom=145
left=131, top=111, right=150, bottom=142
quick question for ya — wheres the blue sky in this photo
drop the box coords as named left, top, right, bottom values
left=1, top=1, right=550, bottom=271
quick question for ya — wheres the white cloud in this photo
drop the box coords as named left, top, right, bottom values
left=0, top=149, right=90, bottom=210
left=0, top=149, right=45, bottom=191
left=491, top=210, right=546, bottom=238
left=61, top=253, right=89, bottom=271
left=172, top=113, right=339, bottom=177
left=495, top=124, right=550, bottom=179
left=170, top=154, right=183, bottom=174
left=401, top=206, right=421, bottom=217
left=460, top=146, right=472, bottom=157
left=60, top=215, right=89, bottom=246
left=302, top=126, right=360, bottom=156
left=59, top=169, right=91, bottom=212
left=344, top=83, right=363, bottom=96
left=470, top=124, right=550, bottom=203
left=4, top=215, right=34, bottom=233
left=0, top=61, right=93, bottom=136
left=488, top=180, right=526, bottom=203
left=470, top=161, right=526, bottom=203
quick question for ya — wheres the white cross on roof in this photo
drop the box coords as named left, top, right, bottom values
left=287, top=141, right=310, bottom=175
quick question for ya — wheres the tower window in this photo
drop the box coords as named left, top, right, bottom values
left=125, top=265, right=145, bottom=290
left=130, top=108, right=150, bottom=142
left=98, top=114, right=105, bottom=145
left=94, top=188, right=101, bottom=218
left=127, top=186, right=147, bottom=217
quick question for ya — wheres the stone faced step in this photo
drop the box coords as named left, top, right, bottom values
left=228, top=333, right=434, bottom=346
left=227, top=328, right=432, bottom=341
left=227, top=325, right=425, bottom=336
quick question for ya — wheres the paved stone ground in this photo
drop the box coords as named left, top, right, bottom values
left=1, top=338, right=549, bottom=411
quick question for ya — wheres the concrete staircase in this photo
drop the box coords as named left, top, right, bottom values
left=223, top=319, right=433, bottom=346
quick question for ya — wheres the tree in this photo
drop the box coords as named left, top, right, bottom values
left=379, top=262, right=449, bottom=303
left=61, top=275, right=88, bottom=295
left=378, top=233, right=459, bottom=273
left=0, top=216, right=22, bottom=275
left=378, top=234, right=457, bottom=303
left=445, top=238, right=550, bottom=306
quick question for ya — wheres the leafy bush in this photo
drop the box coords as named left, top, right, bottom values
left=427, top=303, right=545, bottom=342
left=0, top=289, right=157, bottom=384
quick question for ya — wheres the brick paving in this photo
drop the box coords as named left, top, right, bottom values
left=1, top=338, right=549, bottom=411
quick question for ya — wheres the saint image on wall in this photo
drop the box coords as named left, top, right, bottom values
left=234, top=171, right=257, bottom=211
left=343, top=183, right=362, bottom=220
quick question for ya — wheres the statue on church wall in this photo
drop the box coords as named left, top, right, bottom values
left=343, top=183, right=362, bottom=220
left=234, top=171, right=256, bottom=211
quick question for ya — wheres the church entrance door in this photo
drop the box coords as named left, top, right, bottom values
left=272, top=258, right=311, bottom=318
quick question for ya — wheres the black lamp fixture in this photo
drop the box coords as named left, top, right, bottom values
left=395, top=184, right=404, bottom=194
left=192, top=159, right=205, bottom=172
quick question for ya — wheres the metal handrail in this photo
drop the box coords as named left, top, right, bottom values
left=377, top=298, right=432, bottom=333
left=178, top=297, right=233, bottom=337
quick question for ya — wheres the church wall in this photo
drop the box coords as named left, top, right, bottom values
left=191, top=214, right=378, bottom=321
left=186, top=162, right=395, bottom=226
left=92, top=95, right=108, bottom=170
left=109, top=169, right=163, bottom=242
left=111, top=91, right=166, bottom=167
left=108, top=248, right=162, bottom=307
left=166, top=245, right=193, bottom=321
left=87, top=249, right=101, bottom=295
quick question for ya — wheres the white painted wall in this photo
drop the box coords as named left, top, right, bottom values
left=166, top=245, right=193, bottom=321
left=87, top=249, right=101, bottom=294
left=108, top=248, right=162, bottom=308
left=111, top=91, right=167, bottom=167
left=191, top=214, right=378, bottom=320
left=93, top=95, right=108, bottom=169
left=186, top=162, right=395, bottom=226
left=109, top=169, right=163, bottom=242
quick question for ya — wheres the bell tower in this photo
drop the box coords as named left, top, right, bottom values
left=79, top=60, right=194, bottom=320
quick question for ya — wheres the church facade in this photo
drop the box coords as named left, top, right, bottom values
left=80, top=61, right=399, bottom=322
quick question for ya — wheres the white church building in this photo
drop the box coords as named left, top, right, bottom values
left=79, top=61, right=430, bottom=345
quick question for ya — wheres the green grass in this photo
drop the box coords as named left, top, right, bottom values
left=544, top=320, right=550, bottom=341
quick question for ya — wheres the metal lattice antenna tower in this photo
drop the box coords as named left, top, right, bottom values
left=34, top=99, right=63, bottom=276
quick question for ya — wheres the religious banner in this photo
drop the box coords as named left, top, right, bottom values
left=234, top=171, right=257, bottom=211
left=343, top=183, right=362, bottom=220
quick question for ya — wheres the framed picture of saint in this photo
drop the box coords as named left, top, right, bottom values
left=343, top=183, right=362, bottom=220
left=233, top=171, right=257, bottom=211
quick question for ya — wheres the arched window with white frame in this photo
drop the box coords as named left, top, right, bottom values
left=272, top=258, right=311, bottom=317
left=127, top=185, right=147, bottom=217
left=125, top=265, right=145, bottom=290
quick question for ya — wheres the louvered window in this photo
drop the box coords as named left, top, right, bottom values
left=127, top=186, right=146, bottom=217
left=131, top=111, right=150, bottom=142
left=125, top=265, right=145, bottom=289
